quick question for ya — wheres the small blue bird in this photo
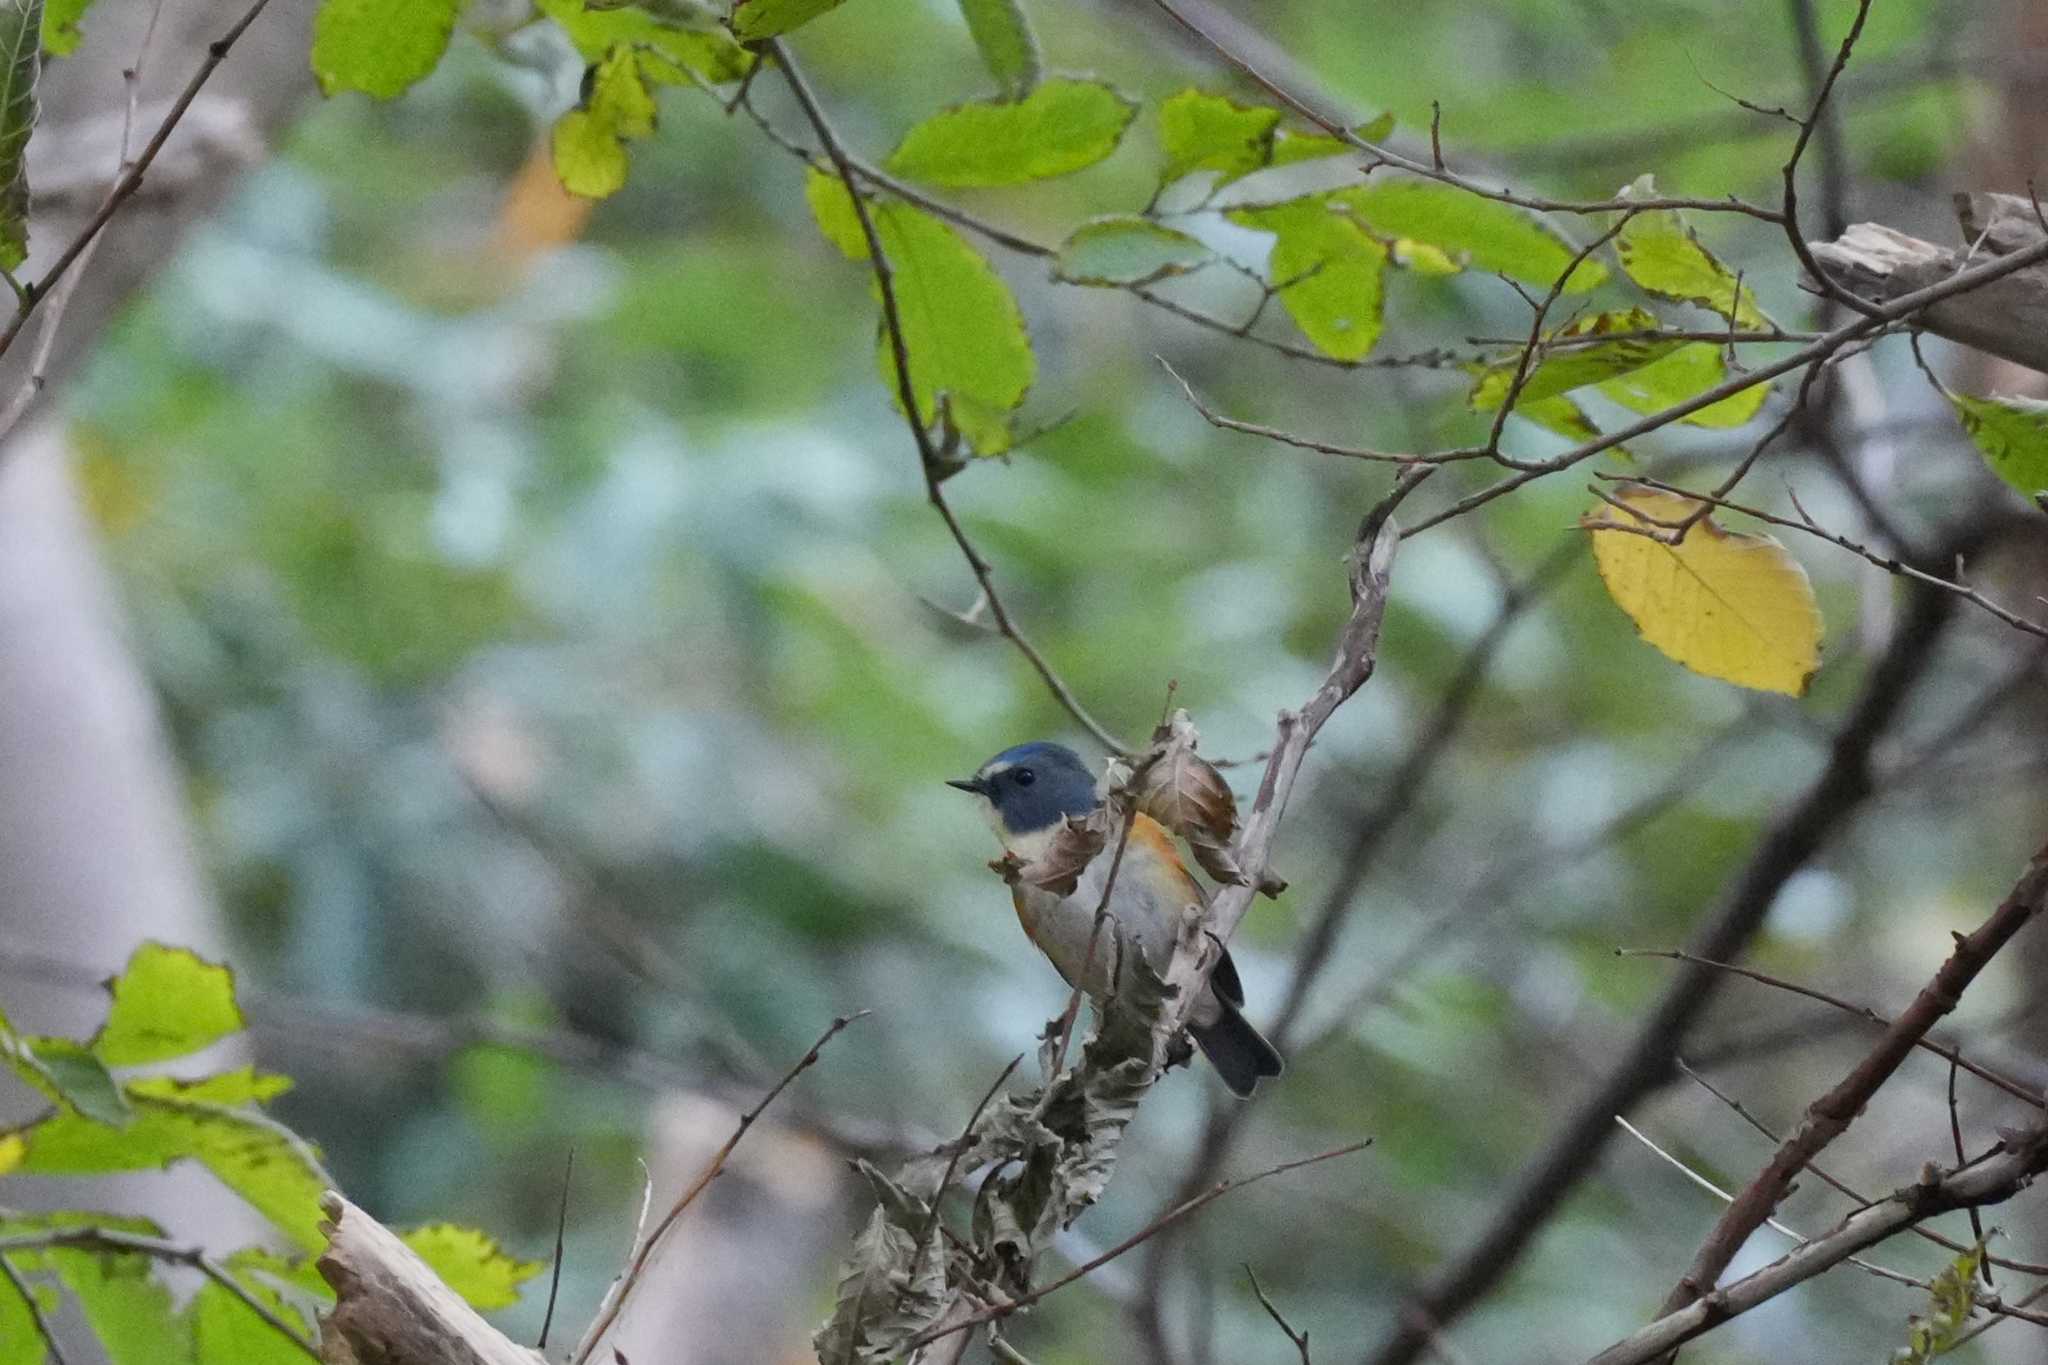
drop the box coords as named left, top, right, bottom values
left=949, top=741, right=1283, bottom=1098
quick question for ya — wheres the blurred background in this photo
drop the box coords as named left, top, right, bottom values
left=2, top=0, right=2045, bottom=1361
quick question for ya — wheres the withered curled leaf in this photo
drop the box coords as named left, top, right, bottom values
left=1135, top=710, right=1255, bottom=889
left=1010, top=810, right=1110, bottom=897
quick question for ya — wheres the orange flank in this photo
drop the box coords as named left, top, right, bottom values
left=1128, top=813, right=1205, bottom=901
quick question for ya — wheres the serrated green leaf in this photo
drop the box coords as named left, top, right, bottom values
left=806, top=169, right=1033, bottom=452
left=93, top=943, right=244, bottom=1066
left=730, top=0, right=844, bottom=41
left=309, top=0, right=460, bottom=99
left=1948, top=391, right=2048, bottom=496
left=6, top=1070, right=329, bottom=1250
left=1898, top=1237, right=1984, bottom=1364
left=399, top=1225, right=541, bottom=1310
left=1616, top=174, right=1772, bottom=328
left=1159, top=88, right=1279, bottom=186
left=0, top=0, right=41, bottom=272
left=537, top=0, right=751, bottom=84
left=551, top=46, right=657, bottom=199
left=956, top=0, right=1037, bottom=100
left=38, top=0, right=85, bottom=55
left=1053, top=215, right=1211, bottom=286
left=1338, top=181, right=1606, bottom=293
left=50, top=1248, right=193, bottom=1365
left=19, top=1038, right=129, bottom=1126
left=1229, top=194, right=1387, bottom=360
left=1598, top=343, right=1769, bottom=428
left=885, top=78, right=1134, bottom=188
left=1469, top=308, right=1685, bottom=411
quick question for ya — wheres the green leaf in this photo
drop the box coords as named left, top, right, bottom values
left=1053, top=216, right=1212, bottom=286
left=0, top=0, right=41, bottom=272
left=94, top=942, right=244, bottom=1066
left=806, top=169, right=1034, bottom=453
left=1948, top=392, right=2048, bottom=496
left=4, top=1070, right=330, bottom=1250
left=1615, top=174, right=1772, bottom=328
left=1267, top=112, right=1392, bottom=168
left=730, top=0, right=845, bottom=41
left=190, top=1277, right=313, bottom=1365
left=18, top=1037, right=130, bottom=1126
left=1898, top=1238, right=1985, bottom=1364
left=308, top=0, right=460, bottom=99
left=537, top=0, right=752, bottom=84
left=551, top=46, right=658, bottom=199
left=38, top=0, right=83, bottom=55
left=1229, top=195, right=1387, bottom=361
left=399, top=1225, right=543, bottom=1310
left=1468, top=308, right=1684, bottom=410
left=50, top=1248, right=193, bottom=1365
left=1158, top=89, right=1279, bottom=185
left=956, top=0, right=1038, bottom=99
left=1339, top=181, right=1606, bottom=292
left=885, top=79, right=1135, bottom=187
left=1598, top=343, right=1769, bottom=428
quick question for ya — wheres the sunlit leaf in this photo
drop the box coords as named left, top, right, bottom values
left=1597, top=343, right=1770, bottom=428
left=1585, top=484, right=1822, bottom=695
left=0, top=1263, right=51, bottom=1365
left=1468, top=308, right=1683, bottom=410
left=0, top=0, right=40, bottom=271
left=537, top=0, right=751, bottom=84
left=7, top=1070, right=329, bottom=1250
left=1266, top=111, right=1390, bottom=167
left=50, top=1247, right=193, bottom=1365
left=1947, top=391, right=2048, bottom=496
left=40, top=0, right=89, bottom=55
left=1616, top=174, right=1772, bottom=328
left=191, top=1277, right=314, bottom=1365
left=309, top=0, right=461, bottom=98
left=956, top=0, right=1038, bottom=99
left=885, top=79, right=1136, bottom=187
left=399, top=1224, right=543, bottom=1310
left=731, top=0, right=845, bottom=41
left=1053, top=215, right=1211, bottom=286
left=1158, top=89, right=1279, bottom=185
left=806, top=168, right=1034, bottom=452
left=1229, top=195, right=1387, bottom=360
left=94, top=942, right=244, bottom=1066
left=1341, top=181, right=1606, bottom=292
left=551, top=46, right=658, bottom=199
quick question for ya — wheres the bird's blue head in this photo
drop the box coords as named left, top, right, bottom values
left=948, top=741, right=1100, bottom=848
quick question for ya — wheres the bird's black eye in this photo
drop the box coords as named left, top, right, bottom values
left=1013, top=767, right=1036, bottom=787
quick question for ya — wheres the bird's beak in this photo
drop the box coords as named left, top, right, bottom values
left=946, top=776, right=986, bottom=795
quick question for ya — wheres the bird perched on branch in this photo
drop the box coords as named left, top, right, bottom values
left=948, top=740, right=1283, bottom=1098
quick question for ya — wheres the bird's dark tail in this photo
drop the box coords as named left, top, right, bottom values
left=1189, top=1003, right=1284, bottom=1099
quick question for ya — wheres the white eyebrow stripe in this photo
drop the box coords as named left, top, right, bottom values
left=979, top=760, right=1015, bottom=779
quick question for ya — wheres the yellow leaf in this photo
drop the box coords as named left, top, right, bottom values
left=0, top=1131, right=24, bottom=1175
left=1585, top=485, right=1822, bottom=695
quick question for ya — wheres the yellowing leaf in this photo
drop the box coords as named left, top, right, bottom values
left=1597, top=343, right=1771, bottom=429
left=1947, top=391, right=2048, bottom=496
left=1585, top=484, right=1821, bottom=695
left=400, top=1224, right=543, bottom=1309
left=1616, top=174, right=1772, bottom=329
left=885, top=79, right=1135, bottom=187
left=1342, top=182, right=1606, bottom=293
left=537, top=0, right=751, bottom=85
left=1229, top=195, right=1386, bottom=361
left=1158, top=89, right=1279, bottom=185
left=1469, top=308, right=1681, bottom=411
left=309, top=0, right=461, bottom=99
left=550, top=46, right=658, bottom=199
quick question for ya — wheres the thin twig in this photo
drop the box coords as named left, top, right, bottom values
left=0, top=1250, right=72, bottom=1365
left=569, top=1012, right=865, bottom=1365
left=1246, top=1265, right=1312, bottom=1363
left=537, top=1148, right=574, bottom=1350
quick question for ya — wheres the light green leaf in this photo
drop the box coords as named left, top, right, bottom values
left=400, top=1225, right=543, bottom=1310
left=94, top=942, right=244, bottom=1066
left=1469, top=308, right=1684, bottom=410
left=309, top=0, right=460, bottom=99
left=585, top=0, right=721, bottom=24
left=730, top=0, right=844, bottom=41
left=1616, top=174, right=1772, bottom=328
left=0, top=0, right=40, bottom=271
left=190, top=1277, right=313, bottom=1365
left=537, top=0, right=751, bottom=84
left=1948, top=392, right=2048, bottom=496
left=39, top=0, right=83, bottom=55
left=50, top=1248, right=193, bottom=1365
left=1158, top=88, right=1279, bottom=185
left=1053, top=215, right=1212, bottom=286
left=885, top=78, right=1135, bottom=187
left=956, top=0, right=1038, bottom=100
left=551, top=46, right=658, bottom=199
left=806, top=169, right=1034, bottom=453
left=1229, top=195, right=1387, bottom=361
left=1598, top=343, right=1770, bottom=428
left=0, top=1265, right=52, bottom=1365
left=6, top=1071, right=330, bottom=1249
left=1339, top=181, right=1606, bottom=292
left=1898, top=1238, right=1985, bottom=1364
left=1266, top=112, right=1391, bottom=167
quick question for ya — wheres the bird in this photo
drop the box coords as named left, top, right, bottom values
left=948, top=740, right=1283, bottom=1098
